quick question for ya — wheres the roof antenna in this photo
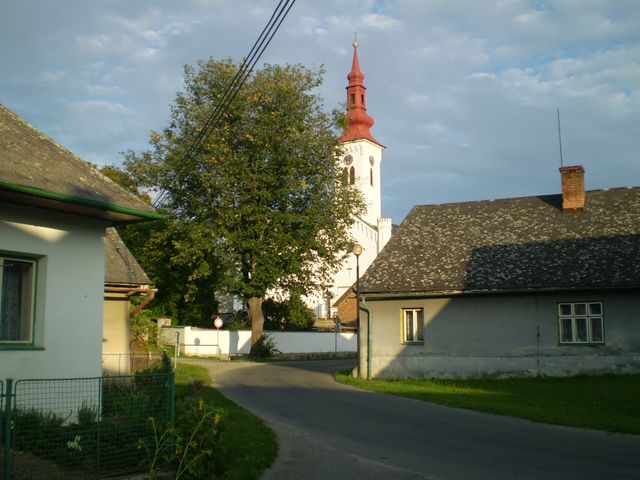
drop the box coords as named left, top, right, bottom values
left=557, top=107, right=564, bottom=167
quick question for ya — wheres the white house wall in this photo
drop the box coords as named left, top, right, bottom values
left=1, top=202, right=106, bottom=380
left=364, top=291, right=640, bottom=378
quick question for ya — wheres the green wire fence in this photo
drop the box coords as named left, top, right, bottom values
left=1, top=371, right=175, bottom=480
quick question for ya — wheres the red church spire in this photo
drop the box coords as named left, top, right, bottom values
left=339, top=41, right=383, bottom=147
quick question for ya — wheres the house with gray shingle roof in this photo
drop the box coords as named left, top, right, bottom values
left=0, top=103, right=160, bottom=380
left=357, top=166, right=640, bottom=378
left=103, top=228, right=155, bottom=374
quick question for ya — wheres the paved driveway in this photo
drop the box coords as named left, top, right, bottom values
left=187, top=359, right=640, bottom=480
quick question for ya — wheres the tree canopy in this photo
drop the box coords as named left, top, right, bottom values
left=124, top=58, right=364, bottom=354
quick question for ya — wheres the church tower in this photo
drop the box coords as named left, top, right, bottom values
left=339, top=40, right=385, bottom=226
left=320, top=41, right=392, bottom=322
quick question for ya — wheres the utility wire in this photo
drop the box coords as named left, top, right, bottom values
left=153, top=0, right=296, bottom=207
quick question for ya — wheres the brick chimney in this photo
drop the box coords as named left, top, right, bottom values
left=559, top=165, right=585, bottom=212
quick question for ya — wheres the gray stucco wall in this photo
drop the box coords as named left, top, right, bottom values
left=363, top=290, right=640, bottom=378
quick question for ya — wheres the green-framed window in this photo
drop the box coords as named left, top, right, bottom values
left=0, top=255, right=37, bottom=343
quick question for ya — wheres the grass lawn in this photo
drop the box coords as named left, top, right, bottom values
left=175, top=363, right=278, bottom=479
left=335, top=372, right=640, bottom=434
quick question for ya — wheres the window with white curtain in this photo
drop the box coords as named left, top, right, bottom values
left=0, top=256, right=36, bottom=343
left=402, top=308, right=424, bottom=343
left=558, top=302, right=604, bottom=345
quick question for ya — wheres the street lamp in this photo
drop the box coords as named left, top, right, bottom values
left=352, top=243, right=363, bottom=378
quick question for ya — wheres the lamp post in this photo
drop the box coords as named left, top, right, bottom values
left=352, top=243, right=363, bottom=378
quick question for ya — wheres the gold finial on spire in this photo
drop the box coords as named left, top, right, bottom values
left=353, top=31, right=358, bottom=48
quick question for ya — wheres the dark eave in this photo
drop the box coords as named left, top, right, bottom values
left=0, top=181, right=163, bottom=224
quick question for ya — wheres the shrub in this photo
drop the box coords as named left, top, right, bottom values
left=263, top=291, right=315, bottom=331
left=131, top=309, right=159, bottom=348
left=251, top=333, right=280, bottom=358
left=139, top=396, right=225, bottom=479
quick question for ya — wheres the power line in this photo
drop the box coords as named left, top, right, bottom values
left=152, top=0, right=296, bottom=207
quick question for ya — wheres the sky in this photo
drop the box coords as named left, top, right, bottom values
left=1, top=0, right=639, bottom=222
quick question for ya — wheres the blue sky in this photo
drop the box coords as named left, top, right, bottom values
left=1, top=0, right=639, bottom=222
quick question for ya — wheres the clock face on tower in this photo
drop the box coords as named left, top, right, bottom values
left=369, top=156, right=375, bottom=166
left=344, top=154, right=353, bottom=165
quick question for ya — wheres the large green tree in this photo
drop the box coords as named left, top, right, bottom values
left=100, top=165, right=220, bottom=327
left=126, top=58, right=363, bottom=355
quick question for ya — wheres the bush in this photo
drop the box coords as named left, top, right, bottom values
left=139, top=386, right=225, bottom=479
left=131, top=309, right=159, bottom=348
left=251, top=334, right=280, bottom=358
left=263, top=291, right=315, bottom=331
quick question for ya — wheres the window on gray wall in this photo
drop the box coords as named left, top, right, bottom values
left=558, top=302, right=604, bottom=345
left=402, top=308, right=424, bottom=343
left=0, top=256, right=37, bottom=343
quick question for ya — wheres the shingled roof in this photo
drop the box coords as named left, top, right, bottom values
left=0, top=104, right=161, bottom=223
left=360, top=188, right=640, bottom=295
left=104, top=228, right=150, bottom=286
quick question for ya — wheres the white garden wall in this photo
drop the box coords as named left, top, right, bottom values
left=160, top=326, right=356, bottom=356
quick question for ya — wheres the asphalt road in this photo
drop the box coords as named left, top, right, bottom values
left=187, top=359, right=640, bottom=480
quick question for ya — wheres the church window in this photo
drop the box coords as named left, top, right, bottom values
left=349, top=94, right=355, bottom=107
left=370, top=168, right=373, bottom=186
left=349, top=166, right=355, bottom=185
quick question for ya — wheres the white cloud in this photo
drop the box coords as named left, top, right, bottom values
left=76, top=34, right=113, bottom=51
left=362, top=13, right=401, bottom=30
left=513, top=9, right=545, bottom=26
left=70, top=100, right=131, bottom=116
left=85, top=84, right=123, bottom=96
left=41, top=70, right=67, bottom=82
left=134, top=48, right=160, bottom=61
left=466, top=72, right=497, bottom=80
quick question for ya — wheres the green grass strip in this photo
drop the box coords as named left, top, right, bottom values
left=176, top=364, right=278, bottom=479
left=335, top=372, right=640, bottom=434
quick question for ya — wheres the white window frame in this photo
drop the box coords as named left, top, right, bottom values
left=0, top=255, right=37, bottom=344
left=557, top=302, right=604, bottom=345
left=402, top=308, right=424, bottom=344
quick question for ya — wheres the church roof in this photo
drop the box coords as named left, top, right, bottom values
left=339, top=43, right=384, bottom=148
left=360, top=187, right=640, bottom=295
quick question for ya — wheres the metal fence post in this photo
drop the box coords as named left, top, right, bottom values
left=166, top=371, right=175, bottom=424
left=3, top=378, right=13, bottom=480
left=96, top=376, right=103, bottom=480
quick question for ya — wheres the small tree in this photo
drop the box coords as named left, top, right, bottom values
left=126, top=58, right=364, bottom=355
left=100, top=165, right=221, bottom=327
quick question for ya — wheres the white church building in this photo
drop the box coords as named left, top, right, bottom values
left=310, top=42, right=392, bottom=320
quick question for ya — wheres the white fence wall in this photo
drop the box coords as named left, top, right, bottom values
left=159, top=327, right=356, bottom=356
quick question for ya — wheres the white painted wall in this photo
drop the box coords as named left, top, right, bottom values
left=1, top=202, right=107, bottom=380
left=159, top=326, right=356, bottom=356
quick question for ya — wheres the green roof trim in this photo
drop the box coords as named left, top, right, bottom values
left=0, top=180, right=164, bottom=221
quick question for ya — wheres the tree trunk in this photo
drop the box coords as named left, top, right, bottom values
left=248, top=296, right=266, bottom=357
